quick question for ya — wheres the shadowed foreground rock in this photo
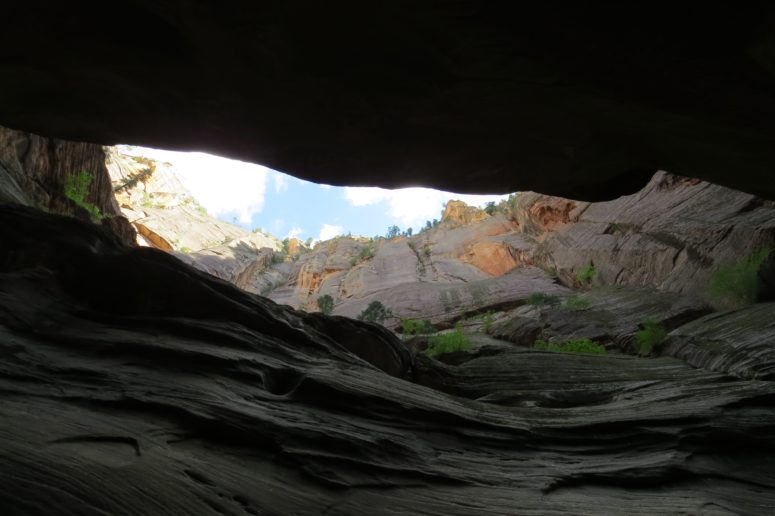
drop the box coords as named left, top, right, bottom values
left=2, top=205, right=775, bottom=515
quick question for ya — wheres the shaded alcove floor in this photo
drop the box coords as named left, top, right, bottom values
left=1, top=205, right=775, bottom=515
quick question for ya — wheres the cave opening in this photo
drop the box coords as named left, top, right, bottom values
left=2, top=3, right=775, bottom=513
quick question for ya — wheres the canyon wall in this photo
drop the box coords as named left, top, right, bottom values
left=0, top=126, right=135, bottom=245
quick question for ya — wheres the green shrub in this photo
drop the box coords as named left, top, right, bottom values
left=401, top=318, right=435, bottom=336
left=317, top=294, right=334, bottom=315
left=564, top=296, right=591, bottom=310
left=180, top=246, right=192, bottom=253
left=425, top=323, right=470, bottom=356
left=358, top=301, right=392, bottom=324
left=423, top=245, right=432, bottom=258
left=526, top=292, right=560, bottom=307
left=533, top=338, right=606, bottom=354
left=64, top=171, right=104, bottom=222
left=359, top=245, right=375, bottom=261
left=634, top=318, right=667, bottom=355
left=482, top=311, right=495, bottom=332
left=575, top=264, right=596, bottom=284
left=707, top=249, right=772, bottom=309
left=271, top=252, right=285, bottom=264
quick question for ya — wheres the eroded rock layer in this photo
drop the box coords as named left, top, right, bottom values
left=2, top=204, right=775, bottom=515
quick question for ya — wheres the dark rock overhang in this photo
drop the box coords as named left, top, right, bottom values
left=2, top=2, right=775, bottom=200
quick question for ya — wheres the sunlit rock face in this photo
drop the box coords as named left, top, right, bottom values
left=231, top=172, right=775, bottom=327
left=1, top=4, right=775, bottom=200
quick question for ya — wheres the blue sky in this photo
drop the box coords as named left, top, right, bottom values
left=120, top=146, right=511, bottom=242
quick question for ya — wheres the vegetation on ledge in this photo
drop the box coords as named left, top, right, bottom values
left=533, top=338, right=606, bottom=354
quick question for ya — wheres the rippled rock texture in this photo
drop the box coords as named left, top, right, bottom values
left=2, top=204, right=775, bottom=515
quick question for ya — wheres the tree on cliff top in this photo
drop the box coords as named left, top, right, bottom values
left=317, top=294, right=334, bottom=315
left=357, top=301, right=392, bottom=325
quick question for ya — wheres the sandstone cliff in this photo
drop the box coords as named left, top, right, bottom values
left=509, top=171, right=775, bottom=297
left=245, top=172, right=775, bottom=328
left=106, top=148, right=284, bottom=289
left=0, top=125, right=136, bottom=245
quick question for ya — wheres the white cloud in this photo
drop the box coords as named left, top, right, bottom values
left=343, top=186, right=510, bottom=229
left=120, top=146, right=268, bottom=225
left=319, top=183, right=332, bottom=190
left=344, top=186, right=391, bottom=206
left=273, top=173, right=288, bottom=193
left=319, top=223, right=343, bottom=241
left=287, top=227, right=303, bottom=239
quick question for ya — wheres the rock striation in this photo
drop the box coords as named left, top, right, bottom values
left=0, top=125, right=136, bottom=245
left=235, top=172, right=775, bottom=328
left=2, top=204, right=775, bottom=515
left=509, top=171, right=775, bottom=298
left=106, top=148, right=284, bottom=290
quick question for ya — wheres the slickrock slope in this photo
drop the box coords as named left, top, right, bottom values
left=511, top=171, right=775, bottom=297
left=106, top=148, right=283, bottom=289
left=266, top=211, right=557, bottom=325
left=254, top=171, right=775, bottom=326
left=3, top=204, right=775, bottom=515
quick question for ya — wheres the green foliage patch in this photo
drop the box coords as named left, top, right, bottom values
left=482, top=311, right=495, bottom=333
left=634, top=318, right=667, bottom=355
left=401, top=318, right=435, bottom=336
left=425, top=322, right=471, bottom=357
left=564, top=296, right=591, bottom=310
left=533, top=338, right=606, bottom=354
left=64, top=171, right=104, bottom=222
left=526, top=292, right=560, bottom=307
left=317, top=294, right=334, bottom=315
left=575, top=264, right=597, bottom=284
left=707, top=249, right=772, bottom=309
left=358, top=301, right=392, bottom=325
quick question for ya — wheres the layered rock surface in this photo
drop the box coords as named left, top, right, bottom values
left=512, top=171, right=775, bottom=298
left=106, top=148, right=284, bottom=290
left=3, top=202, right=775, bottom=515
left=245, top=171, right=775, bottom=327
left=0, top=125, right=136, bottom=245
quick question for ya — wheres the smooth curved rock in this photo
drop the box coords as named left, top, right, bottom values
left=489, top=286, right=712, bottom=353
left=2, top=204, right=775, bottom=515
left=658, top=303, right=775, bottom=380
left=510, top=171, right=775, bottom=298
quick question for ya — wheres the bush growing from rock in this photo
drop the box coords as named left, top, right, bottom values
left=482, top=311, right=495, bottom=332
left=358, top=301, right=392, bottom=324
left=707, top=249, right=772, bottom=309
left=634, top=318, right=667, bottom=355
left=533, top=338, right=606, bottom=354
left=317, top=294, right=334, bottom=315
left=526, top=292, right=560, bottom=307
left=64, top=171, right=104, bottom=222
left=401, top=318, right=435, bottom=336
left=425, top=322, right=470, bottom=356
left=575, top=264, right=597, bottom=285
left=564, top=296, right=591, bottom=310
